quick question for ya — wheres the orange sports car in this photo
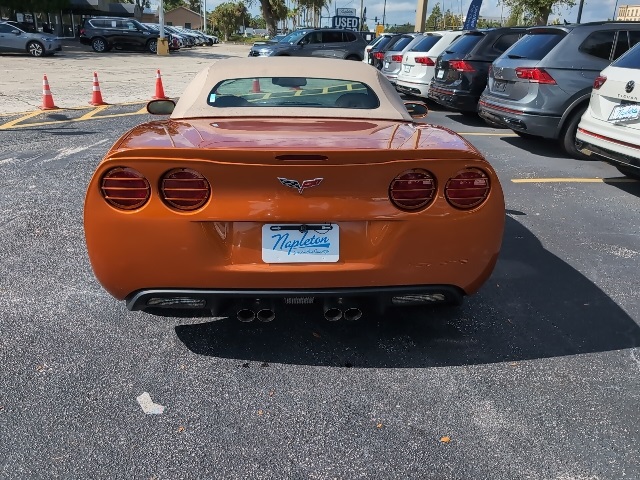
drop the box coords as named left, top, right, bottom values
left=84, top=57, right=505, bottom=322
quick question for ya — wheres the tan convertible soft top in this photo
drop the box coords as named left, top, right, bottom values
left=170, top=57, right=414, bottom=121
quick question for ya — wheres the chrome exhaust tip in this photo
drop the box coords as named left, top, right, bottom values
left=256, top=308, right=276, bottom=323
left=324, top=307, right=343, bottom=322
left=343, top=307, right=362, bottom=321
left=237, top=309, right=256, bottom=323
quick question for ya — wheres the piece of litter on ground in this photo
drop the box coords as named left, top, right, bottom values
left=136, top=392, right=165, bottom=415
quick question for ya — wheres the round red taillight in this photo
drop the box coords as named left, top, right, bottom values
left=160, top=168, right=210, bottom=211
left=100, top=167, right=150, bottom=210
left=445, top=168, right=490, bottom=209
left=389, top=169, right=436, bottom=211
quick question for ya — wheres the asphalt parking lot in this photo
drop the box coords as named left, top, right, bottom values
left=1, top=47, right=639, bottom=479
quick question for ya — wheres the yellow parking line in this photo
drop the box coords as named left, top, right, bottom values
left=0, top=110, right=44, bottom=130
left=76, top=105, right=110, bottom=120
left=512, top=178, right=638, bottom=183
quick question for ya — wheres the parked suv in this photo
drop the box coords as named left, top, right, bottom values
left=428, top=27, right=527, bottom=112
left=248, top=28, right=367, bottom=60
left=381, top=33, right=424, bottom=84
left=478, top=22, right=640, bottom=157
left=576, top=42, right=640, bottom=178
left=80, top=17, right=160, bottom=53
left=0, top=20, right=61, bottom=57
left=396, top=31, right=465, bottom=98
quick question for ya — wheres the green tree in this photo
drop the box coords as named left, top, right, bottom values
left=188, top=0, right=201, bottom=12
left=210, top=1, right=249, bottom=40
left=388, top=23, right=415, bottom=33
left=247, top=0, right=287, bottom=36
left=425, top=3, right=443, bottom=31
left=499, top=0, right=575, bottom=25
left=249, top=14, right=266, bottom=28
left=477, top=18, right=503, bottom=27
left=163, top=0, right=185, bottom=11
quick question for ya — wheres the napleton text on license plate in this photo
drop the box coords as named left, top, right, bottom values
left=262, top=224, right=339, bottom=263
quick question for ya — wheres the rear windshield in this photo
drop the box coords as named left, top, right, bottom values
left=444, top=33, right=483, bottom=54
left=389, top=36, right=415, bottom=52
left=506, top=32, right=565, bottom=60
left=612, top=42, right=640, bottom=68
left=410, top=35, right=442, bottom=52
left=372, top=36, right=393, bottom=51
left=208, top=77, right=380, bottom=109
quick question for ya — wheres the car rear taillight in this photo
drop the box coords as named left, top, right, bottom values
left=389, top=169, right=436, bottom=211
left=374, top=52, right=385, bottom=60
left=515, top=67, right=556, bottom=84
left=414, top=56, right=435, bottom=66
left=449, top=60, right=475, bottom=72
left=80, top=28, right=85, bottom=35
left=445, top=168, right=490, bottom=209
left=101, top=167, right=150, bottom=210
left=160, top=168, right=210, bottom=211
left=593, top=75, right=607, bottom=89
left=391, top=55, right=403, bottom=62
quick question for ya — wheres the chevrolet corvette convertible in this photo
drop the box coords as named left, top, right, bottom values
left=84, top=57, right=505, bottom=321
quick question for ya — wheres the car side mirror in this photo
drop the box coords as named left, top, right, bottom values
left=404, top=101, right=428, bottom=119
left=12, top=29, right=21, bottom=35
left=147, top=99, right=175, bottom=115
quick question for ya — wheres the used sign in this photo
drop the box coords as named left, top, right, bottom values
left=332, top=16, right=360, bottom=31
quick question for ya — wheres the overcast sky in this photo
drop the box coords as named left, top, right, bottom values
left=153, top=0, right=622, bottom=27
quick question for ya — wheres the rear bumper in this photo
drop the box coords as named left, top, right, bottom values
left=127, top=285, right=465, bottom=315
left=478, top=99, right=562, bottom=139
left=576, top=126, right=640, bottom=174
left=428, top=85, right=478, bottom=112
left=396, top=80, right=429, bottom=98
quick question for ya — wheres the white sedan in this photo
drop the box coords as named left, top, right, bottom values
left=576, top=42, right=640, bottom=179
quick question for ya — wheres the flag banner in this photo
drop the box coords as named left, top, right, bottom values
left=463, top=0, right=484, bottom=30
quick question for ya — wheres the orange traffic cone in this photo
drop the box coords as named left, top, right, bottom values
left=89, top=71, right=108, bottom=106
left=251, top=78, right=262, bottom=93
left=40, top=74, right=58, bottom=110
left=152, top=69, right=168, bottom=99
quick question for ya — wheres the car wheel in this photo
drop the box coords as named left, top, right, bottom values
left=91, top=37, right=108, bottom=53
left=616, top=165, right=640, bottom=179
left=346, top=55, right=360, bottom=61
left=560, top=106, right=588, bottom=159
left=27, top=41, right=44, bottom=57
left=147, top=39, right=158, bottom=54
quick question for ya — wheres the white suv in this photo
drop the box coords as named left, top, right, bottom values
left=576, top=42, right=640, bottom=179
left=395, top=31, right=465, bottom=98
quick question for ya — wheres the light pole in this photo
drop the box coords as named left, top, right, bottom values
left=157, top=0, right=169, bottom=55
left=382, top=0, right=387, bottom=27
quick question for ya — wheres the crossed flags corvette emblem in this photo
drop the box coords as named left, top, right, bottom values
left=278, top=177, right=323, bottom=194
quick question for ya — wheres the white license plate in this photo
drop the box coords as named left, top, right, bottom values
left=404, top=64, right=411, bottom=72
left=608, top=103, right=639, bottom=122
left=494, top=80, right=507, bottom=92
left=262, top=224, right=339, bottom=263
left=436, top=69, right=445, bottom=79
left=384, top=61, right=389, bottom=69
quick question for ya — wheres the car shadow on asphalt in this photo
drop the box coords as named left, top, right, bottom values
left=501, top=136, right=570, bottom=160
left=175, top=215, right=640, bottom=367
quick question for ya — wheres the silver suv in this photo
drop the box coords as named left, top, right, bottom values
left=248, top=28, right=367, bottom=61
left=0, top=21, right=61, bottom=57
left=478, top=22, right=640, bottom=157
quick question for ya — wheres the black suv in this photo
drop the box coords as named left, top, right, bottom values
left=80, top=17, right=160, bottom=53
left=428, top=27, right=527, bottom=112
